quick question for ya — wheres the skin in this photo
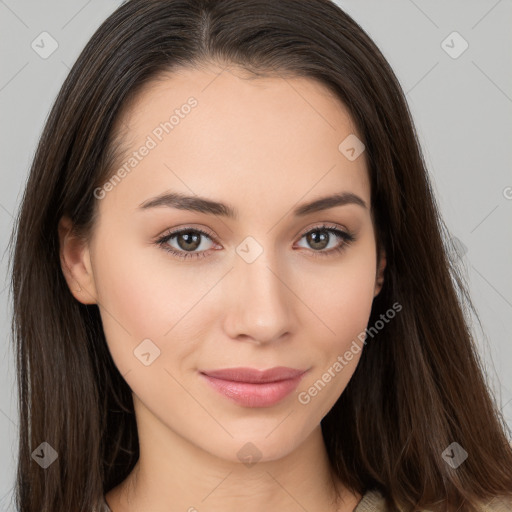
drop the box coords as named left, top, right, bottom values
left=59, top=63, right=386, bottom=512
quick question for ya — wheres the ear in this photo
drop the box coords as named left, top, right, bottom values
left=58, top=215, right=98, bottom=304
left=373, top=248, right=386, bottom=298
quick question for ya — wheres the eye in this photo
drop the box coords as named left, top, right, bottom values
left=155, top=223, right=356, bottom=261
left=155, top=227, right=218, bottom=260
left=295, top=224, right=356, bottom=257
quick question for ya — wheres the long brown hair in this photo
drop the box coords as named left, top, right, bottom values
left=9, top=1, right=512, bottom=511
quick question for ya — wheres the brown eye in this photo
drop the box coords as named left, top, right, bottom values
left=305, top=229, right=331, bottom=250
left=156, top=227, right=217, bottom=260
left=296, top=224, right=356, bottom=257
left=175, top=231, right=202, bottom=251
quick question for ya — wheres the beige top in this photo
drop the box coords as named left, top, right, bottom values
left=353, top=489, right=387, bottom=511
left=95, top=488, right=512, bottom=511
left=352, top=489, right=512, bottom=512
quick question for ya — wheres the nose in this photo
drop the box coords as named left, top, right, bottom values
left=222, top=244, right=295, bottom=345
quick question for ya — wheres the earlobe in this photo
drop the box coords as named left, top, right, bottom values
left=374, top=250, right=387, bottom=297
left=58, top=215, right=97, bottom=305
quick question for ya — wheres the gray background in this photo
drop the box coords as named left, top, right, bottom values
left=0, top=0, right=511, bottom=508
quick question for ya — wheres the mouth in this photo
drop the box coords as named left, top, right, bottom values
left=199, top=366, right=309, bottom=408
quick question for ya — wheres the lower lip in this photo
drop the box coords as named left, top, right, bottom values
left=200, top=372, right=307, bottom=408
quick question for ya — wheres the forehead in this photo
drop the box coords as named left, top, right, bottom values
left=104, top=65, right=370, bottom=215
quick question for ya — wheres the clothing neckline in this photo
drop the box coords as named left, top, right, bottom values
left=98, top=488, right=385, bottom=512
left=98, top=489, right=384, bottom=512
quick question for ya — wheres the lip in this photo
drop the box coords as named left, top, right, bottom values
left=199, top=366, right=309, bottom=408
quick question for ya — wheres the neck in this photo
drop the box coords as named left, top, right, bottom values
left=105, top=397, right=361, bottom=512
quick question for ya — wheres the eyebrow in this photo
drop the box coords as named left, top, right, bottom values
left=138, top=191, right=367, bottom=219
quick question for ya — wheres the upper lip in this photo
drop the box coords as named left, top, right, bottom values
left=200, top=366, right=308, bottom=383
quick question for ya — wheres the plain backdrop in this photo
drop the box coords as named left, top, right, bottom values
left=0, top=1, right=511, bottom=509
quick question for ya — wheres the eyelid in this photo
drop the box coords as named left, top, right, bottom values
left=157, top=222, right=349, bottom=244
left=155, top=224, right=217, bottom=241
left=295, top=221, right=349, bottom=239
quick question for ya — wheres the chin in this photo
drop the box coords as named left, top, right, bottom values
left=203, top=428, right=306, bottom=466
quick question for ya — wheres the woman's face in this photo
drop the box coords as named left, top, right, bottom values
left=61, top=64, right=385, bottom=463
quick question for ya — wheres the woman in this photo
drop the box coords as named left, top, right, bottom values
left=9, top=0, right=512, bottom=511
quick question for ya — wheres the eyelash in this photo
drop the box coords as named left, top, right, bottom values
left=155, top=223, right=356, bottom=261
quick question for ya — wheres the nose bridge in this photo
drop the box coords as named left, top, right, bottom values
left=224, top=235, right=293, bottom=344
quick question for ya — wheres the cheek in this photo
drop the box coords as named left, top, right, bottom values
left=91, top=230, right=216, bottom=375
left=296, top=246, right=377, bottom=350
left=293, top=243, right=377, bottom=409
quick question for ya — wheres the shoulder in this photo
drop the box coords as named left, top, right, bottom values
left=353, top=489, right=387, bottom=511
left=354, top=489, right=512, bottom=512
left=478, top=496, right=512, bottom=511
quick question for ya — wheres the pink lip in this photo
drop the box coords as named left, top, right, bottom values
left=199, top=366, right=309, bottom=408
